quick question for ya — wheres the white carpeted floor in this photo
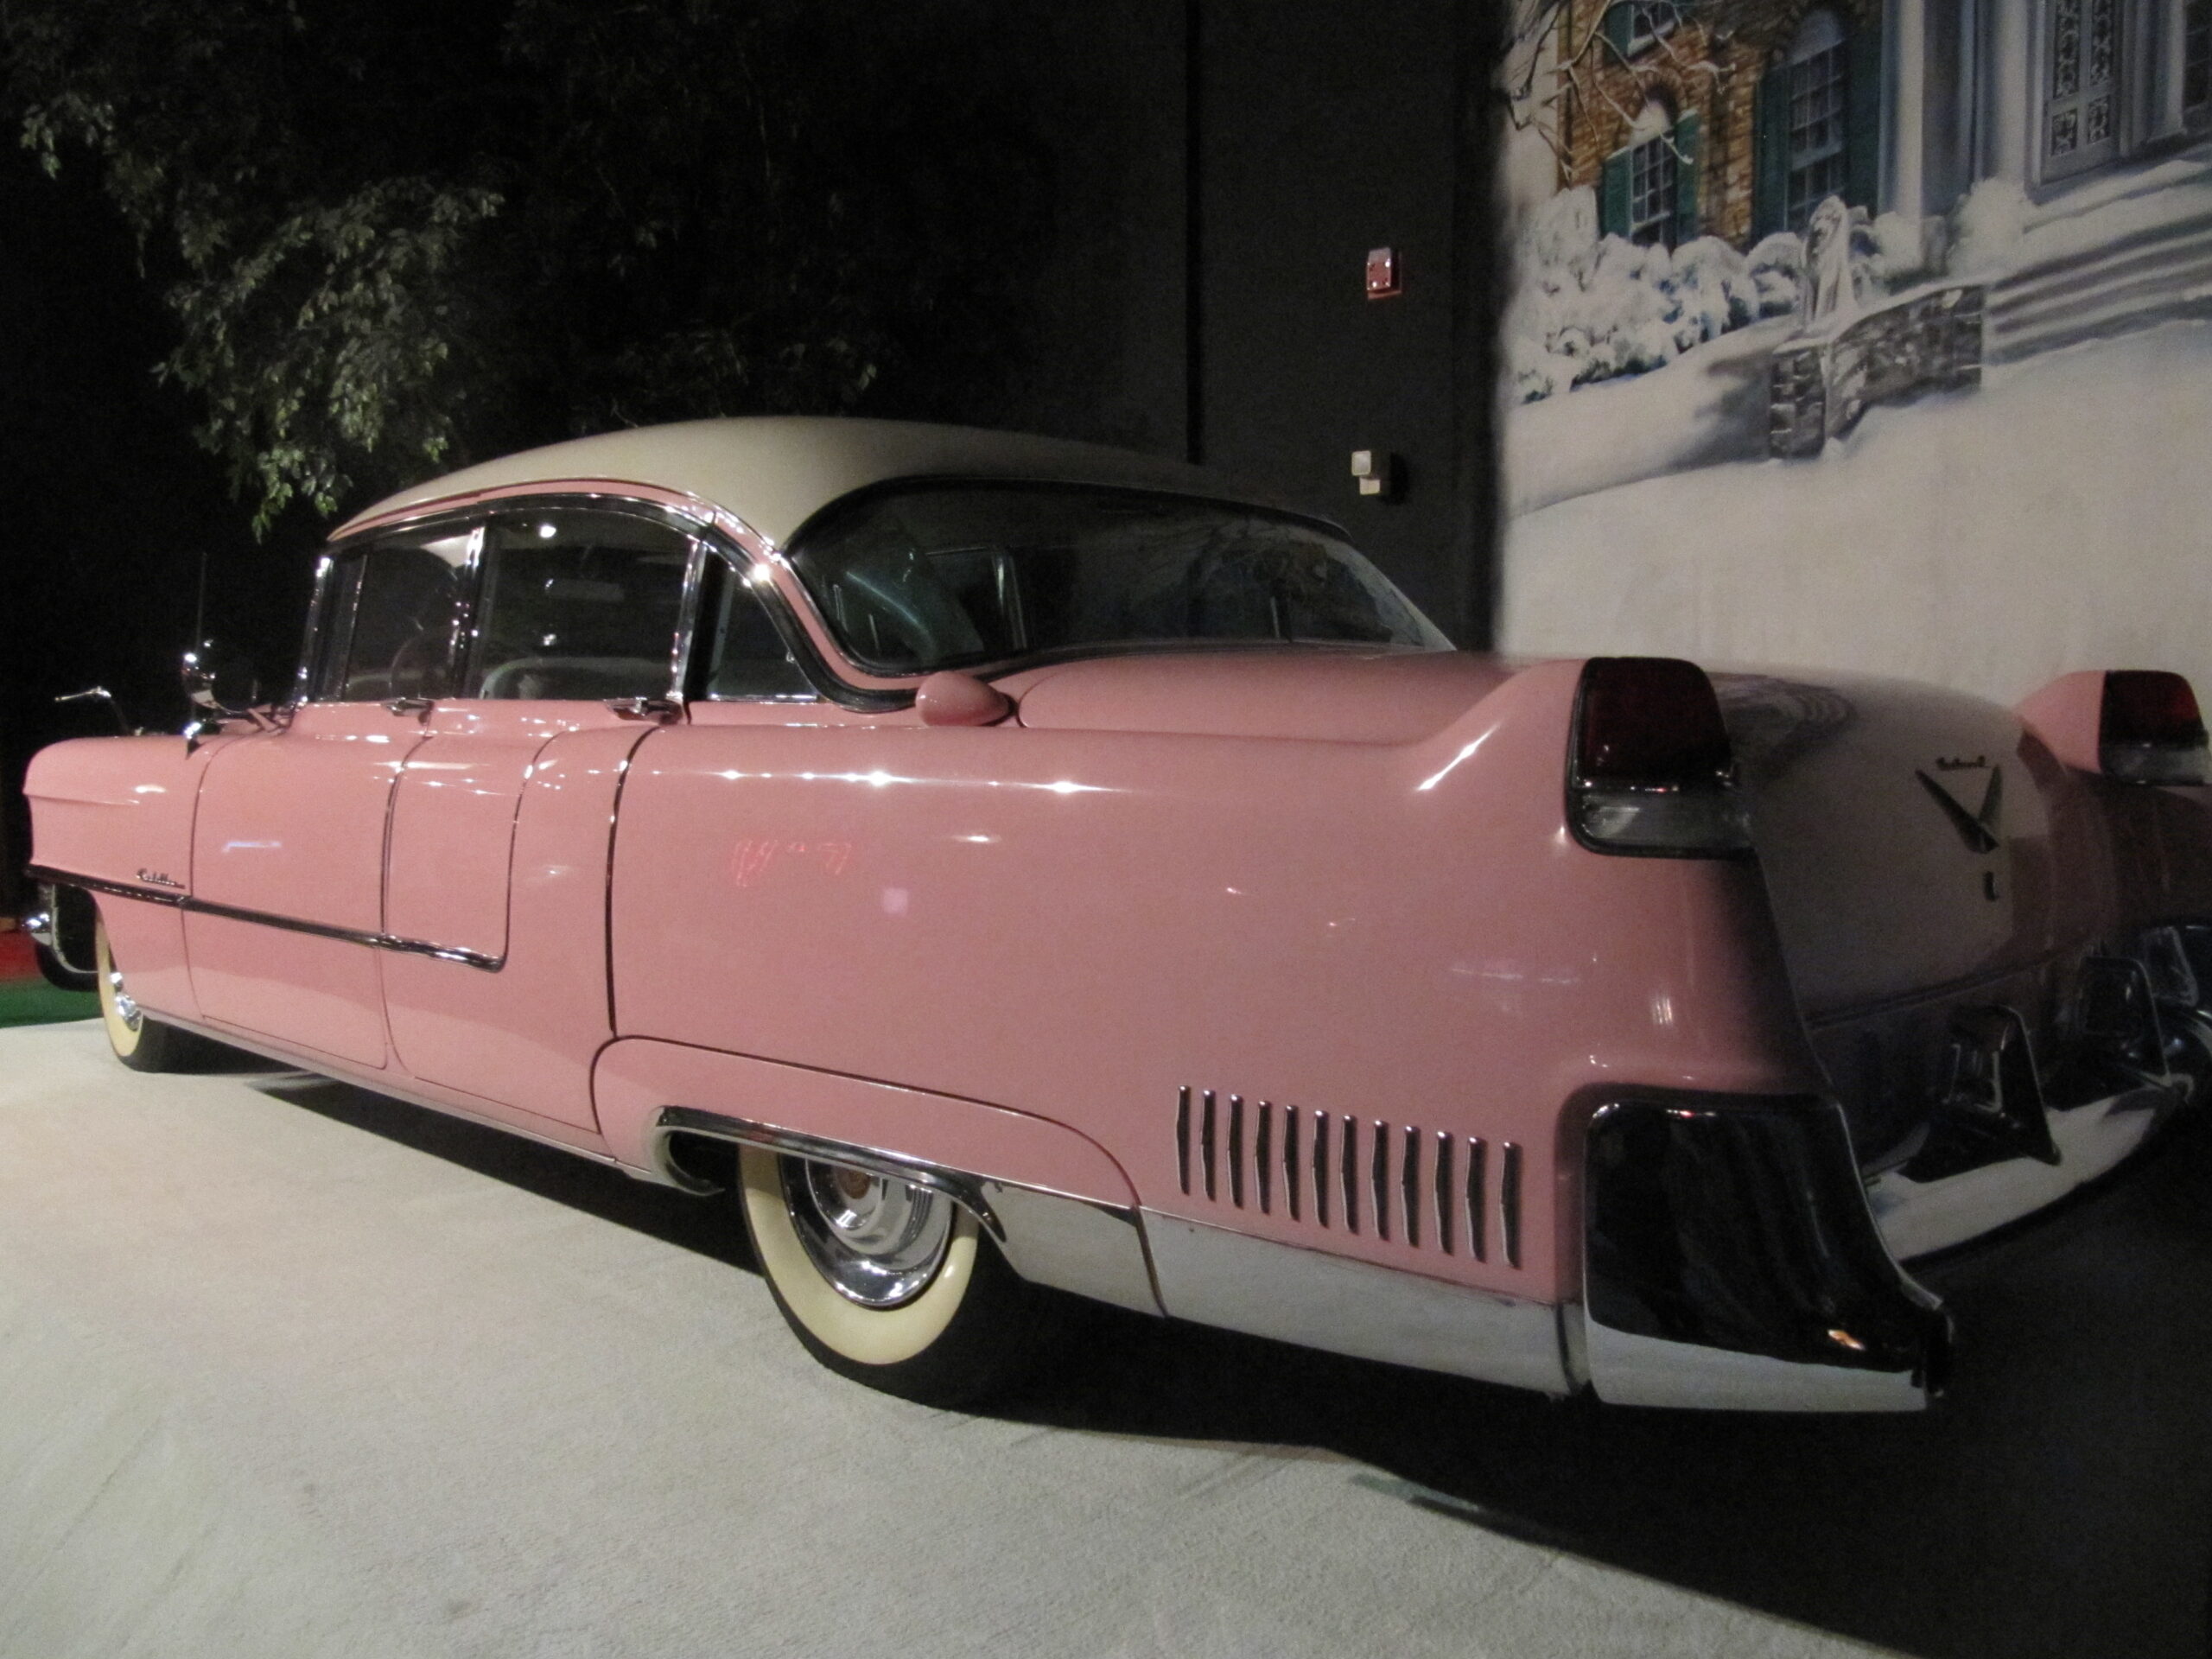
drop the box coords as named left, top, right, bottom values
left=0, top=1020, right=1919, bottom=1658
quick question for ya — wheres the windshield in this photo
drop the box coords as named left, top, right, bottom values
left=787, top=484, right=1450, bottom=675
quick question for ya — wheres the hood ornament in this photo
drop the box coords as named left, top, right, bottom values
left=1916, top=764, right=2002, bottom=855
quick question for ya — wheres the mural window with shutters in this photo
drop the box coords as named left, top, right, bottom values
left=1786, top=16, right=1850, bottom=228
left=1602, top=97, right=1699, bottom=249
left=1754, top=7, right=1880, bottom=238
left=1602, top=2, right=1679, bottom=59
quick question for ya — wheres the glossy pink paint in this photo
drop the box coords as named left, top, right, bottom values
left=593, top=1039, right=1138, bottom=1207
left=383, top=715, right=649, bottom=1128
left=609, top=654, right=1818, bottom=1303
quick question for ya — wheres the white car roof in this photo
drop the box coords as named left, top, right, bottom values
left=335, top=416, right=1287, bottom=548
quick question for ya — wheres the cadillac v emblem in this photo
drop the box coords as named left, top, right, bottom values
left=1915, top=764, right=2002, bottom=856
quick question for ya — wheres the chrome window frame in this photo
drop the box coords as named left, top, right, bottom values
left=299, top=518, right=488, bottom=706
left=309, top=493, right=916, bottom=714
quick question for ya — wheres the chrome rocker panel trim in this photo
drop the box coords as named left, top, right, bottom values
left=648, top=1106, right=1163, bottom=1317
left=1141, top=1212, right=1575, bottom=1396
left=28, top=865, right=502, bottom=971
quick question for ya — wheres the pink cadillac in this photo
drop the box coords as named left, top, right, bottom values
left=25, top=418, right=2212, bottom=1411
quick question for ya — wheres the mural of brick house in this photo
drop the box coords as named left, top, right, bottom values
left=1554, top=1, right=1885, bottom=248
left=1550, top=0, right=2212, bottom=256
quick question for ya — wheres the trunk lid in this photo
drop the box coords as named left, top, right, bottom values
left=1716, top=670, right=2162, bottom=1189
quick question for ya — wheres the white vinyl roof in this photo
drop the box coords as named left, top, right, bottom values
left=336, top=416, right=1281, bottom=547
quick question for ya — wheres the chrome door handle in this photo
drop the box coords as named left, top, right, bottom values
left=385, top=696, right=434, bottom=716
left=607, top=696, right=682, bottom=721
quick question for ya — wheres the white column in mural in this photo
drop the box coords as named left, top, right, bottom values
left=2146, top=0, right=2190, bottom=142
left=1982, top=0, right=2033, bottom=185
left=1886, top=0, right=1930, bottom=216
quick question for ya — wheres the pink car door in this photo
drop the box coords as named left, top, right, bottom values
left=188, top=531, right=471, bottom=1065
left=378, top=506, right=698, bottom=1127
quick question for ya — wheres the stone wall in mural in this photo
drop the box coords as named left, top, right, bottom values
left=1497, top=0, right=2212, bottom=705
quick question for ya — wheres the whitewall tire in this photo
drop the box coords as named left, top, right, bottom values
left=739, top=1146, right=1059, bottom=1405
left=96, top=915, right=211, bottom=1073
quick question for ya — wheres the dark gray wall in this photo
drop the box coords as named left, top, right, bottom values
left=1004, top=0, right=1501, bottom=645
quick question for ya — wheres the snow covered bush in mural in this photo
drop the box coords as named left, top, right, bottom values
left=1505, top=185, right=1897, bottom=404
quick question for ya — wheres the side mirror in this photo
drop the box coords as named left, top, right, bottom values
left=181, top=641, right=262, bottom=718
left=53, top=686, right=133, bottom=736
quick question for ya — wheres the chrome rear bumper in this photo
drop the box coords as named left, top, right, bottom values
left=1580, top=1094, right=1952, bottom=1412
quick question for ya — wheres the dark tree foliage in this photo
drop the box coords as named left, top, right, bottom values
left=2, top=0, right=1052, bottom=529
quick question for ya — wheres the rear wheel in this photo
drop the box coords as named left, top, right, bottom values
left=739, top=1146, right=1057, bottom=1406
left=96, top=916, right=211, bottom=1072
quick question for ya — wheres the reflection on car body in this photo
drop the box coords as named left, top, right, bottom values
left=26, top=417, right=2212, bottom=1411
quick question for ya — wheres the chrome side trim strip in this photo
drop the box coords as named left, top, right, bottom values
left=1144, top=1212, right=1572, bottom=1395
left=29, top=866, right=186, bottom=910
left=30, top=865, right=504, bottom=971
left=650, top=1105, right=1163, bottom=1316
left=654, top=1106, right=1004, bottom=1237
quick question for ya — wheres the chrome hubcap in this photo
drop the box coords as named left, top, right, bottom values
left=783, top=1158, right=953, bottom=1308
left=105, top=960, right=142, bottom=1033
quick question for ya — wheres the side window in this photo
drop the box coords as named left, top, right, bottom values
left=696, top=557, right=817, bottom=702
left=313, top=531, right=472, bottom=702
left=465, top=510, right=692, bottom=701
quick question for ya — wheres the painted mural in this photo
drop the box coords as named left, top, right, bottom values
left=1497, top=0, right=2212, bottom=707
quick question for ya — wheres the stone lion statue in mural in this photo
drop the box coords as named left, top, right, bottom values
left=1802, top=194, right=1858, bottom=331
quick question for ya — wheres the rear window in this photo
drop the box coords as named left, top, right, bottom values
left=787, top=484, right=1448, bottom=675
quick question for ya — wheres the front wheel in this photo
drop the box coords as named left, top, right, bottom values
left=96, top=916, right=213, bottom=1073
left=739, top=1146, right=1058, bottom=1407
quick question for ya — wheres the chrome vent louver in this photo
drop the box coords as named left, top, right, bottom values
left=1174, top=1086, right=1521, bottom=1267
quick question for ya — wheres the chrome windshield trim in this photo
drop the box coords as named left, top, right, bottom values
left=27, top=865, right=503, bottom=971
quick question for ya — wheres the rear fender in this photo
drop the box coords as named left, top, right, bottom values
left=592, top=1038, right=1159, bottom=1314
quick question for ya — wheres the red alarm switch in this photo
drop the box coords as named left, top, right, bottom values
left=1365, top=246, right=1402, bottom=300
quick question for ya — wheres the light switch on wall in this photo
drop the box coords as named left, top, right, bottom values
left=1351, top=449, right=1402, bottom=500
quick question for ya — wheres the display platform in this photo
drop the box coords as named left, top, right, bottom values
left=0, top=1021, right=2202, bottom=1659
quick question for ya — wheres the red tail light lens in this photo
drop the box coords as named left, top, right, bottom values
left=1576, top=658, right=1734, bottom=788
left=2100, top=671, right=2209, bottom=785
left=1570, top=658, right=1751, bottom=856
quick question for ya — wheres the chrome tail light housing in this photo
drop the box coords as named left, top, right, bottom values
left=1567, top=657, right=1752, bottom=857
left=2099, top=670, right=2209, bottom=785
